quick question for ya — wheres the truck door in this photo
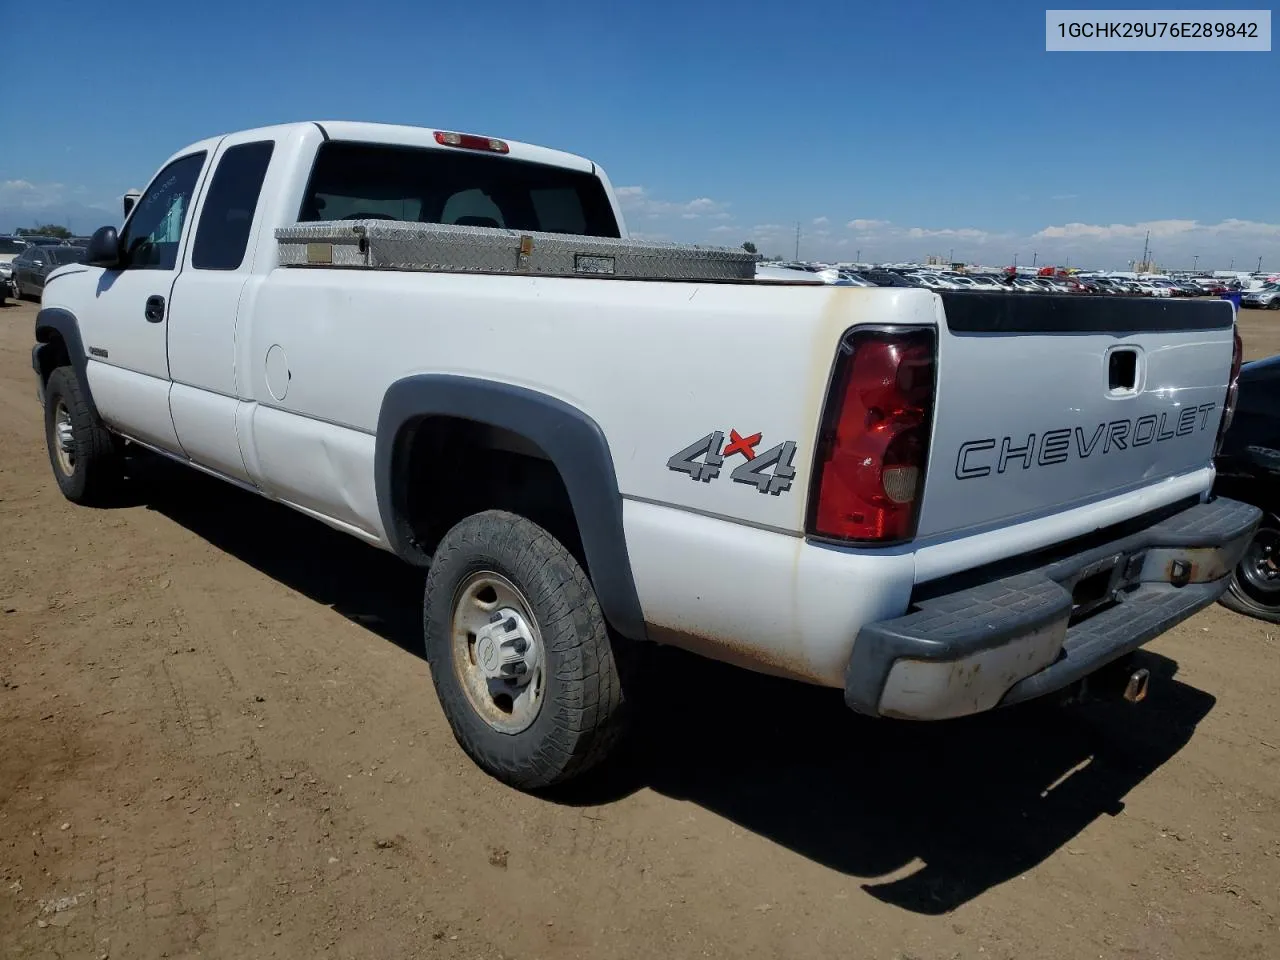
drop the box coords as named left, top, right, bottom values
left=83, top=150, right=210, bottom=453
left=167, top=136, right=278, bottom=485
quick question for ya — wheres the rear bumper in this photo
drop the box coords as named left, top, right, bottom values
left=845, top=496, right=1261, bottom=719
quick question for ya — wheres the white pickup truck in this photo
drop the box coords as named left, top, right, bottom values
left=32, top=121, right=1259, bottom=789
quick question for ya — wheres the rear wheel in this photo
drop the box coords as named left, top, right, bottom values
left=42, top=365, right=124, bottom=505
left=1220, top=516, right=1280, bottom=624
left=1267, top=299, right=1280, bottom=310
left=423, top=509, right=629, bottom=790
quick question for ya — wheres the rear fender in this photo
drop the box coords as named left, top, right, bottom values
left=375, top=374, right=647, bottom=641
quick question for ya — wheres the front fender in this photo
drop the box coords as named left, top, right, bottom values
left=34, top=307, right=97, bottom=415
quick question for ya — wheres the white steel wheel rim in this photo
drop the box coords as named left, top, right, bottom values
left=52, top=399, right=75, bottom=476
left=451, top=570, right=546, bottom=735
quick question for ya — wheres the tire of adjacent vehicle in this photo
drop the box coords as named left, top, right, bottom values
left=42, top=365, right=123, bottom=505
left=423, top=509, right=629, bottom=790
left=1267, top=299, right=1280, bottom=310
left=1219, top=515, right=1280, bottom=624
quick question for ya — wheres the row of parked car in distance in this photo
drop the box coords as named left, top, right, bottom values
left=0, top=235, right=90, bottom=303
left=760, top=260, right=1277, bottom=302
left=5, top=232, right=1277, bottom=310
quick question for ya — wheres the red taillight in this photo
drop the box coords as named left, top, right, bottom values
left=433, top=130, right=510, bottom=154
left=1215, top=323, right=1244, bottom=454
left=807, top=326, right=937, bottom=544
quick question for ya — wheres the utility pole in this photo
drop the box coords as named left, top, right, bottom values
left=949, top=248, right=954, bottom=263
left=794, top=222, right=800, bottom=261
left=1013, top=253, right=1018, bottom=269
left=855, top=249, right=861, bottom=262
left=1259, top=256, right=1264, bottom=272
left=1229, top=258, right=1234, bottom=270
left=1193, top=254, right=1198, bottom=272
left=1032, top=251, right=1038, bottom=267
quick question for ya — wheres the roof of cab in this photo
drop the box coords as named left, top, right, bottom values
left=251, top=120, right=599, bottom=174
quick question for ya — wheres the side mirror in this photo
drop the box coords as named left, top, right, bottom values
left=86, top=226, right=122, bottom=268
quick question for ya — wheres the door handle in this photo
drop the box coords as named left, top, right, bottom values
left=145, top=295, right=165, bottom=323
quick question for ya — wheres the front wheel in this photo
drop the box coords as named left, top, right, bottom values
left=1267, top=300, right=1280, bottom=310
left=1220, top=516, right=1280, bottom=624
left=43, top=365, right=124, bottom=505
left=423, top=510, right=629, bottom=790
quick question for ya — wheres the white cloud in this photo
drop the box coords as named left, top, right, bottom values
left=812, top=216, right=829, bottom=226
left=0, top=179, right=119, bottom=233
left=0, top=179, right=70, bottom=209
left=615, top=185, right=730, bottom=220
left=1034, top=219, right=1201, bottom=241
left=846, top=218, right=891, bottom=231
left=708, top=224, right=737, bottom=234
left=1033, top=218, right=1280, bottom=250
left=906, top=226, right=991, bottom=241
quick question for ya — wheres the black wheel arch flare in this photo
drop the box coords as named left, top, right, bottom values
left=33, top=307, right=97, bottom=413
left=374, top=374, right=648, bottom=642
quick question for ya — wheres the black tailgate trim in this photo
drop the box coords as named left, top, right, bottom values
left=939, top=292, right=1235, bottom=334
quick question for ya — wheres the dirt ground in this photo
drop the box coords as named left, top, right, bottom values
left=1, top=296, right=1278, bottom=960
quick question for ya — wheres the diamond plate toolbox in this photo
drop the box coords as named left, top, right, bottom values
left=275, top=220, right=758, bottom=281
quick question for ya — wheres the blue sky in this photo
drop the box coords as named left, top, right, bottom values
left=1, top=0, right=1276, bottom=269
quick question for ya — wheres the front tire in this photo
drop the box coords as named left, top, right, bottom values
left=43, top=365, right=124, bottom=505
left=1219, top=515, right=1280, bottom=624
left=423, top=510, right=628, bottom=790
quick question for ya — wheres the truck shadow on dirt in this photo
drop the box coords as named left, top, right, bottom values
left=135, top=461, right=1217, bottom=917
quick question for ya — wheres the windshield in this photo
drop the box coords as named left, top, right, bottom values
left=0, top=238, right=26, bottom=254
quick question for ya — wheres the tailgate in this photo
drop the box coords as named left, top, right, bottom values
left=915, top=293, right=1235, bottom=541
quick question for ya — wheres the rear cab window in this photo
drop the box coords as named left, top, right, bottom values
left=296, top=141, right=620, bottom=238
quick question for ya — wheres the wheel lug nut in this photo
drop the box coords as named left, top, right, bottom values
left=489, top=612, right=504, bottom=624
left=513, top=638, right=527, bottom=654
left=503, top=617, right=517, bottom=632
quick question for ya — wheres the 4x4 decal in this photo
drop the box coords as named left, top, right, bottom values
left=667, top=428, right=798, bottom=495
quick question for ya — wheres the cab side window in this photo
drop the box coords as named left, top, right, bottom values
left=192, top=141, right=275, bottom=271
left=118, top=152, right=207, bottom=270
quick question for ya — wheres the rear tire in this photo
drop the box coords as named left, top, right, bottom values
left=1219, top=516, right=1280, bottom=624
left=1267, top=299, right=1280, bottom=310
left=423, top=509, right=628, bottom=790
left=43, top=365, right=124, bottom=505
